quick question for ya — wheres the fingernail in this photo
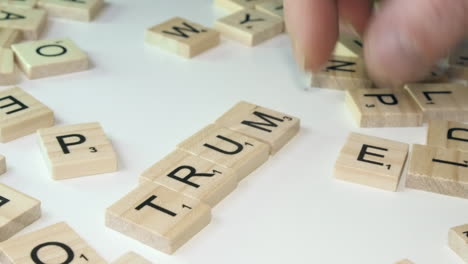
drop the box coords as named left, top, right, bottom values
left=291, top=38, right=307, bottom=71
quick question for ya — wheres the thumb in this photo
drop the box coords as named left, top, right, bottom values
left=364, top=0, right=468, bottom=87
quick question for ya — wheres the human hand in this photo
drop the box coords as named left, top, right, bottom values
left=284, top=0, right=468, bottom=87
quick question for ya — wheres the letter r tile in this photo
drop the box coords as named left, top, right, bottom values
left=177, top=124, right=269, bottom=181
left=0, top=222, right=106, bottom=264
left=334, top=132, right=409, bottom=191
left=215, top=101, right=300, bottom=154
left=106, top=183, right=211, bottom=255
left=37, top=122, right=118, bottom=180
left=140, top=149, right=238, bottom=207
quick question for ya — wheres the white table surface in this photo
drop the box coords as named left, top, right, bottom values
left=1, top=0, right=467, bottom=263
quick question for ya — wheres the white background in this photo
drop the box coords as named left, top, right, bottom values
left=1, top=0, right=467, bottom=263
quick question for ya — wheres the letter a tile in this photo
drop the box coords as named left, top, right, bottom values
left=12, top=38, right=89, bottom=79
left=309, top=55, right=373, bottom=90
left=0, top=6, right=46, bottom=40
left=112, top=252, right=152, bottom=264
left=427, top=120, right=468, bottom=152
left=346, top=88, right=423, bottom=127
left=0, top=222, right=106, bottom=264
left=215, top=9, right=283, bottom=46
left=37, top=122, right=118, bottom=180
left=106, top=183, right=211, bottom=254
left=215, top=101, right=300, bottom=154
left=334, top=132, right=409, bottom=191
left=177, top=124, right=269, bottom=181
left=0, top=183, right=41, bottom=242
left=0, top=87, right=54, bottom=143
left=0, top=0, right=38, bottom=9
left=449, top=224, right=468, bottom=263
left=145, top=17, right=220, bottom=58
left=37, top=0, right=104, bottom=22
left=405, top=83, right=468, bottom=122
left=406, top=144, right=468, bottom=199
left=140, top=149, right=238, bottom=207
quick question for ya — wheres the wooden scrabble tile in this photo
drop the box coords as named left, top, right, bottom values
left=0, top=222, right=106, bottom=264
left=310, top=55, right=373, bottom=90
left=405, top=83, right=468, bottom=122
left=345, top=88, right=423, bottom=127
left=0, top=29, right=21, bottom=48
left=406, top=144, right=468, bottom=199
left=0, top=87, right=54, bottom=143
left=215, top=9, right=283, bottom=46
left=427, top=120, right=468, bottom=151
left=12, top=38, right=89, bottom=79
left=177, top=124, right=269, bottom=181
left=449, top=224, right=468, bottom=263
left=37, top=0, right=104, bottom=22
left=0, top=155, right=5, bottom=175
left=0, top=48, right=16, bottom=85
left=112, top=252, right=151, bottom=264
left=0, top=0, right=37, bottom=9
left=334, top=33, right=363, bottom=58
left=395, top=260, right=415, bottom=264
left=37, top=122, right=118, bottom=180
left=140, top=149, right=238, bottom=207
left=215, top=0, right=269, bottom=12
left=255, top=0, right=284, bottom=31
left=334, top=132, right=409, bottom=191
left=215, top=101, right=300, bottom=154
left=448, top=46, right=468, bottom=80
left=145, top=17, right=220, bottom=59
left=0, top=183, right=40, bottom=242
left=106, top=183, right=211, bottom=254
left=0, top=7, right=46, bottom=40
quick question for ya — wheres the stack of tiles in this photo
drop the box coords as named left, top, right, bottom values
left=106, top=101, right=300, bottom=254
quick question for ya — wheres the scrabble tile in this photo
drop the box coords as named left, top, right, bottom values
left=215, top=9, right=283, bottom=46
left=0, top=154, right=5, bottom=175
left=0, top=29, right=21, bottom=48
left=0, top=48, right=17, bottom=85
left=0, top=222, right=106, bottom=264
left=449, top=224, right=468, bottom=263
left=12, top=38, right=89, bottom=79
left=427, top=120, right=468, bottom=151
left=395, top=260, right=415, bottom=264
left=112, top=252, right=151, bottom=264
left=0, top=183, right=40, bottom=242
left=215, top=101, right=300, bottom=154
left=406, top=144, right=468, bottom=199
left=177, top=124, right=269, bottom=181
left=448, top=46, right=468, bottom=80
left=255, top=0, right=284, bottom=31
left=405, top=83, right=468, bottom=122
left=106, top=183, right=211, bottom=254
left=345, top=88, right=423, bottom=127
left=334, top=132, right=409, bottom=191
left=0, top=6, right=46, bottom=40
left=145, top=17, right=219, bottom=59
left=140, top=149, right=238, bottom=207
left=0, top=87, right=54, bottom=143
left=37, top=122, right=118, bottom=180
left=334, top=33, right=363, bottom=58
left=37, top=0, right=103, bottom=22
left=310, top=55, right=373, bottom=90
left=215, top=0, right=269, bottom=12
left=0, top=0, right=37, bottom=9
